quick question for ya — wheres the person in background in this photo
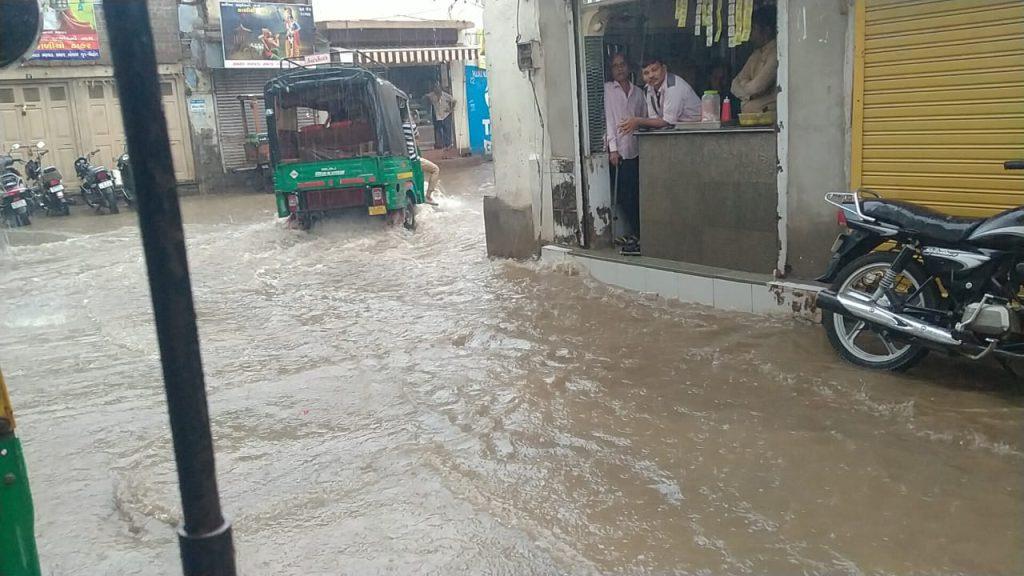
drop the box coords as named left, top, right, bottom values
left=402, top=109, right=440, bottom=205
left=427, top=83, right=456, bottom=158
left=619, top=55, right=701, bottom=134
left=707, top=64, right=737, bottom=112
left=731, top=5, right=779, bottom=113
left=603, top=52, right=646, bottom=246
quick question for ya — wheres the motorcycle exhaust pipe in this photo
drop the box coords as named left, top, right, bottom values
left=816, top=290, right=962, bottom=347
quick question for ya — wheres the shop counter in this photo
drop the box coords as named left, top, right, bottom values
left=637, top=127, right=777, bottom=273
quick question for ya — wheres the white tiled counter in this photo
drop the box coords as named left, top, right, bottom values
left=541, top=245, right=821, bottom=320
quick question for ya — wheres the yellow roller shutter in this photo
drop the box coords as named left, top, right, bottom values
left=852, top=0, right=1024, bottom=217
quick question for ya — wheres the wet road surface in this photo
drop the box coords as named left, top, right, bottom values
left=1, top=160, right=1022, bottom=575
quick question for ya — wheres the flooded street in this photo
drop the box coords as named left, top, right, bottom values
left=1, top=160, right=1022, bottom=575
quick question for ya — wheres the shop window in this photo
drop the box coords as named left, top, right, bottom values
left=22, top=87, right=40, bottom=102
left=48, top=86, right=67, bottom=101
left=88, top=84, right=104, bottom=99
left=160, top=82, right=173, bottom=97
left=0, top=88, right=13, bottom=104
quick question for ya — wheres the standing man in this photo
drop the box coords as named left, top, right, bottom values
left=604, top=53, right=646, bottom=244
left=731, top=5, right=779, bottom=113
left=619, top=55, right=701, bottom=133
left=427, top=83, right=456, bottom=157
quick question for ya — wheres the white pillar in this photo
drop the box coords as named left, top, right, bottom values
left=449, top=61, right=472, bottom=156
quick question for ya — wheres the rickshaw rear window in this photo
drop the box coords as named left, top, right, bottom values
left=274, top=83, right=379, bottom=164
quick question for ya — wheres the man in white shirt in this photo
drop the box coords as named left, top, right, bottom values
left=619, top=55, right=701, bottom=134
left=427, top=83, right=456, bottom=156
left=604, top=53, right=646, bottom=239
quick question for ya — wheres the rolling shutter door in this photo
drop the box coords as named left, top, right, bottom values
left=852, top=0, right=1024, bottom=217
left=214, top=70, right=278, bottom=172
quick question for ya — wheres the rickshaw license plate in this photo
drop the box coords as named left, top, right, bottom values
left=368, top=205, right=387, bottom=216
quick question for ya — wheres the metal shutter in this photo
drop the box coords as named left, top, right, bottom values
left=584, top=37, right=607, bottom=154
left=852, top=0, right=1024, bottom=217
left=214, top=70, right=278, bottom=172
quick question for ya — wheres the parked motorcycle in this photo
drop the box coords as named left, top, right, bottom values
left=75, top=150, right=119, bottom=214
left=1, top=149, right=32, bottom=227
left=23, top=141, right=71, bottom=217
left=816, top=160, right=1024, bottom=372
left=113, top=148, right=134, bottom=208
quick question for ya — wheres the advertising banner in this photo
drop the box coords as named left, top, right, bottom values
left=220, top=2, right=317, bottom=68
left=33, top=0, right=100, bottom=61
left=465, top=66, right=491, bottom=155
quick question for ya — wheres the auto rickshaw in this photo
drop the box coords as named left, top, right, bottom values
left=264, top=66, right=425, bottom=230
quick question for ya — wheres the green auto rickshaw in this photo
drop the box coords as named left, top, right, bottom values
left=265, top=66, right=425, bottom=230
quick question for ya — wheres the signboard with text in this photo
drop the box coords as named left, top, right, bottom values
left=220, top=2, right=317, bottom=68
left=465, top=66, right=491, bottom=155
left=32, top=1, right=100, bottom=61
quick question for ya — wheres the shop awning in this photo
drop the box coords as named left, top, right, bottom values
left=337, top=46, right=479, bottom=66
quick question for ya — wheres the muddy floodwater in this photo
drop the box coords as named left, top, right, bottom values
left=1, top=160, right=1022, bottom=575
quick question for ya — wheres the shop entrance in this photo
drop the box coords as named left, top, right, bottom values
left=577, top=0, right=781, bottom=273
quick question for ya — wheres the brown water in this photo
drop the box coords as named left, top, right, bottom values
left=1, top=161, right=1022, bottom=575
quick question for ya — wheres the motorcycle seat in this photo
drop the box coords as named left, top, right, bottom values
left=861, top=199, right=983, bottom=245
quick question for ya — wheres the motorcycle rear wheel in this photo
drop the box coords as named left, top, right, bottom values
left=823, top=252, right=938, bottom=372
left=103, top=189, right=119, bottom=214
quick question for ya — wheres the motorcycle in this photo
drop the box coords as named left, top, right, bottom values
left=815, top=160, right=1024, bottom=372
left=23, top=141, right=71, bottom=217
left=113, top=148, right=134, bottom=208
left=1, top=149, right=32, bottom=227
left=75, top=150, right=119, bottom=214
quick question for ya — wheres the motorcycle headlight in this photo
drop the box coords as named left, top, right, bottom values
left=120, top=154, right=129, bottom=162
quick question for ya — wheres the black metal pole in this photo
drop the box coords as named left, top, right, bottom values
left=101, top=2, right=236, bottom=574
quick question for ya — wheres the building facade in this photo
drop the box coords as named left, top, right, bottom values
left=483, top=0, right=1024, bottom=291
left=0, top=0, right=195, bottom=187
left=321, top=19, right=481, bottom=157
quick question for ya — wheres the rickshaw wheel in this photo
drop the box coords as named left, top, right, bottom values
left=295, top=213, right=313, bottom=231
left=402, top=193, right=417, bottom=231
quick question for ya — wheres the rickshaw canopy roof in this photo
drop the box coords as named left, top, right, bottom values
left=264, top=66, right=408, bottom=102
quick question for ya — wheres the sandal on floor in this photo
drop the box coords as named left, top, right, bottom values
left=620, top=242, right=641, bottom=256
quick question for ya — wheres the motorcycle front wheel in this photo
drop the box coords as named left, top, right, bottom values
left=823, top=251, right=938, bottom=372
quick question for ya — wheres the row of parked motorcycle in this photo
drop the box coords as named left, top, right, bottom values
left=1, top=141, right=134, bottom=228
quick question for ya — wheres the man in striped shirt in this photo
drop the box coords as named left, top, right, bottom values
left=403, top=110, right=439, bottom=205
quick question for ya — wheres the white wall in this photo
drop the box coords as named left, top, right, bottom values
left=483, top=0, right=545, bottom=215
left=449, top=61, right=472, bottom=156
left=484, top=0, right=582, bottom=244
